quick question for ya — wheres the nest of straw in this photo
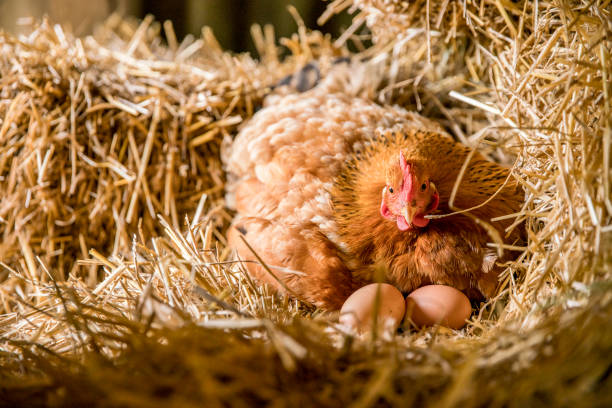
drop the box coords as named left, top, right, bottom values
left=1, top=1, right=611, bottom=406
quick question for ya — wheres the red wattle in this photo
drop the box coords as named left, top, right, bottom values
left=396, top=216, right=412, bottom=231
left=411, top=214, right=430, bottom=228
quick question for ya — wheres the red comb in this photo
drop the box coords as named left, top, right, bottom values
left=399, top=151, right=414, bottom=201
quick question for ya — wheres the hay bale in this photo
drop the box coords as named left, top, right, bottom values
left=0, top=15, right=319, bottom=287
left=1, top=1, right=611, bottom=406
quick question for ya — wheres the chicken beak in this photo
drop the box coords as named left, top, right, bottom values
left=401, top=206, right=416, bottom=226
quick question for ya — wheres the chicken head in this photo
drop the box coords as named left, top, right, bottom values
left=380, top=151, right=439, bottom=230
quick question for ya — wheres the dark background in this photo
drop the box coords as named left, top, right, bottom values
left=0, top=0, right=353, bottom=53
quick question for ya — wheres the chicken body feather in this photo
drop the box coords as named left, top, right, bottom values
left=224, top=84, right=523, bottom=310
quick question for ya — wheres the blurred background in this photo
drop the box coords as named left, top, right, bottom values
left=0, top=0, right=353, bottom=53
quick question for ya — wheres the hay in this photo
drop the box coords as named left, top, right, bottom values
left=322, top=0, right=612, bottom=323
left=2, top=285, right=611, bottom=407
left=0, top=15, right=276, bottom=285
left=1, top=1, right=611, bottom=406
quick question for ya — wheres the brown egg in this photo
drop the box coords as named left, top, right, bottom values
left=405, top=285, right=472, bottom=329
left=339, top=283, right=405, bottom=334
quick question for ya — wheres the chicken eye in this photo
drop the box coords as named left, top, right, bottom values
left=421, top=183, right=427, bottom=191
left=388, top=187, right=394, bottom=193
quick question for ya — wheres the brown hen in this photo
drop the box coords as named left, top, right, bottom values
left=224, top=81, right=523, bottom=310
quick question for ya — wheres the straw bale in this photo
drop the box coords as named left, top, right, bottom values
left=0, top=15, right=325, bottom=292
left=1, top=0, right=611, bottom=406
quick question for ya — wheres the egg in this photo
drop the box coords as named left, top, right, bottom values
left=339, top=283, right=405, bottom=334
left=405, top=285, right=472, bottom=329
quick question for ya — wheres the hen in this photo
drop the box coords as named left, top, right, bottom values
left=224, top=77, right=523, bottom=310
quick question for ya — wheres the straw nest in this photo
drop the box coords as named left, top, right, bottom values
left=1, top=1, right=611, bottom=406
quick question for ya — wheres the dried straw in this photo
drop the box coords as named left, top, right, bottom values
left=1, top=1, right=611, bottom=406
